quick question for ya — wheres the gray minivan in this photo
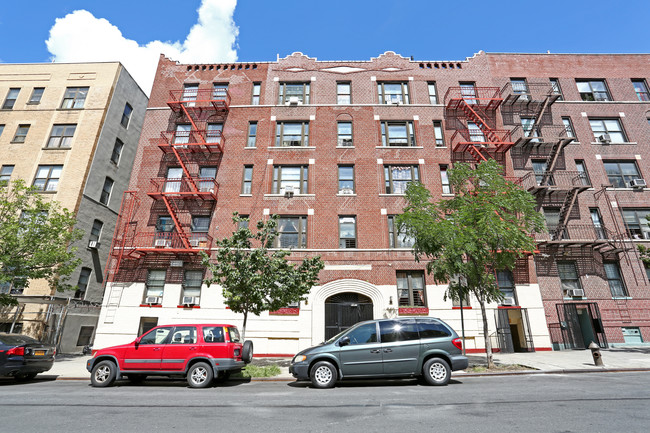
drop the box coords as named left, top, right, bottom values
left=289, top=317, right=468, bottom=388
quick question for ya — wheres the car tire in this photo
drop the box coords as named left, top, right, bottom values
left=187, top=362, right=213, bottom=388
left=14, top=372, right=38, bottom=382
left=242, top=340, right=253, bottom=364
left=422, top=357, right=451, bottom=386
left=91, top=360, right=117, bottom=387
left=309, top=361, right=337, bottom=389
left=127, top=374, right=146, bottom=384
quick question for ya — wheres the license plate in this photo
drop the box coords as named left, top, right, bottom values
left=34, top=350, right=46, bottom=356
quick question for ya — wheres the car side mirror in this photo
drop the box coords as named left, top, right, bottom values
left=339, top=336, right=350, bottom=347
left=134, top=337, right=141, bottom=346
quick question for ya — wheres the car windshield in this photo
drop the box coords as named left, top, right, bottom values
left=0, top=334, right=38, bottom=345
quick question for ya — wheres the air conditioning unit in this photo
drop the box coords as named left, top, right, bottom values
left=598, top=134, right=611, bottom=144
left=189, top=239, right=200, bottom=247
left=173, top=144, right=189, bottom=149
left=339, top=188, right=354, bottom=195
left=282, top=185, right=295, bottom=198
left=182, top=296, right=198, bottom=306
left=199, top=186, right=214, bottom=193
left=287, top=96, right=301, bottom=105
left=569, top=289, right=585, bottom=297
left=502, top=297, right=516, bottom=306
left=145, top=296, right=161, bottom=304
left=629, top=178, right=647, bottom=189
left=88, top=240, right=100, bottom=249
left=154, top=239, right=170, bottom=247
left=170, top=260, right=184, bottom=267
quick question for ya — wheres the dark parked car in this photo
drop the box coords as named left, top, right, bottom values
left=290, top=317, right=468, bottom=388
left=0, top=333, right=56, bottom=381
left=87, top=323, right=253, bottom=388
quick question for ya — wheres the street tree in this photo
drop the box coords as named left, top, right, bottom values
left=0, top=180, right=83, bottom=307
left=202, top=213, right=324, bottom=340
left=398, top=159, right=545, bottom=367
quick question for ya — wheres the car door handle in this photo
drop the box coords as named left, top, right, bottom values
left=370, top=349, right=381, bottom=354
left=383, top=349, right=392, bottom=353
left=153, top=348, right=162, bottom=351
left=189, top=346, right=197, bottom=350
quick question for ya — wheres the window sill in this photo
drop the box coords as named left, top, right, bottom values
left=435, top=146, right=447, bottom=149
left=451, top=306, right=473, bottom=310
left=376, top=146, right=423, bottom=149
left=26, top=102, right=41, bottom=105
left=336, top=146, right=355, bottom=149
left=441, top=193, right=455, bottom=197
left=35, top=190, right=57, bottom=194
left=379, top=193, right=406, bottom=197
left=605, top=187, right=648, bottom=191
left=590, top=142, right=637, bottom=145
left=244, top=147, right=256, bottom=150
left=10, top=141, right=26, bottom=144
left=177, top=305, right=201, bottom=308
left=264, top=193, right=315, bottom=197
left=240, top=194, right=253, bottom=197
left=42, top=147, right=72, bottom=151
left=497, top=305, right=521, bottom=309
left=139, top=304, right=163, bottom=308
left=612, top=296, right=633, bottom=300
left=336, top=193, right=357, bottom=197
left=270, top=146, right=315, bottom=150
left=563, top=297, right=586, bottom=301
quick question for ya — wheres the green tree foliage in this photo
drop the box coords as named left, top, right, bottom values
left=398, top=160, right=545, bottom=367
left=202, top=213, right=324, bottom=339
left=0, top=180, right=82, bottom=306
left=638, top=216, right=650, bottom=270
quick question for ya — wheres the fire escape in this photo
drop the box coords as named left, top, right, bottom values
left=105, top=88, right=229, bottom=283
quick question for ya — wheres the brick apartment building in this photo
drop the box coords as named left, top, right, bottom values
left=93, top=51, right=650, bottom=354
left=0, top=62, right=147, bottom=353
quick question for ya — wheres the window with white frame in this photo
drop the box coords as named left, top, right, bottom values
left=440, top=165, right=452, bottom=194
left=251, top=82, right=261, bottom=105
left=380, top=121, right=416, bottom=146
left=428, top=82, right=438, bottom=104
left=111, top=139, right=124, bottom=165
left=75, top=268, right=91, bottom=300
left=339, top=216, right=357, bottom=248
left=589, top=118, right=627, bottom=143
left=100, top=177, right=114, bottom=205
left=384, top=165, right=419, bottom=194
left=510, top=78, right=530, bottom=100
left=121, top=103, right=133, bottom=128
left=272, top=165, right=309, bottom=194
left=550, top=78, right=563, bottom=100
left=275, top=121, right=309, bottom=147
left=622, top=209, right=650, bottom=240
left=144, top=270, right=166, bottom=303
left=90, top=219, right=103, bottom=243
left=576, top=80, right=611, bottom=101
left=0, top=165, right=14, bottom=184
left=496, top=270, right=516, bottom=305
left=337, top=82, right=351, bottom=104
left=182, top=270, right=203, bottom=303
left=241, top=165, right=253, bottom=194
left=562, top=117, right=575, bottom=138
left=337, top=121, right=353, bottom=146
left=433, top=121, right=445, bottom=146
left=206, top=123, right=223, bottom=144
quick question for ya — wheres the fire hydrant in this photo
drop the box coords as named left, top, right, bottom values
left=589, top=341, right=603, bottom=366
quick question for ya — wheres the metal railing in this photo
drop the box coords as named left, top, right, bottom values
left=520, top=171, right=590, bottom=191
left=534, top=224, right=614, bottom=242
left=168, top=89, right=231, bottom=111
left=149, top=177, right=219, bottom=197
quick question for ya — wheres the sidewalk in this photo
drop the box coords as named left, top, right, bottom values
left=50, top=347, right=650, bottom=381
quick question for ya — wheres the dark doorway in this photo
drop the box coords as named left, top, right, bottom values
left=324, top=293, right=373, bottom=341
left=557, top=302, right=608, bottom=349
left=495, top=308, right=535, bottom=353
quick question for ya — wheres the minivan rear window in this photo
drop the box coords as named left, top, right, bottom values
left=379, top=320, right=419, bottom=343
left=418, top=321, right=451, bottom=339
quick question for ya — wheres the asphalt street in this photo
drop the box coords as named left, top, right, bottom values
left=1, top=372, right=649, bottom=433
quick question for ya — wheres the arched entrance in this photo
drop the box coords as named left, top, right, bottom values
left=324, top=292, right=373, bottom=340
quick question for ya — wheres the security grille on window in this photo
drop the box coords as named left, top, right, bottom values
left=272, top=166, right=309, bottom=194
left=339, top=216, right=357, bottom=248
left=111, top=139, right=124, bottom=165
left=75, top=268, right=91, bottom=300
left=247, top=122, right=257, bottom=147
left=182, top=270, right=203, bottom=303
left=12, top=125, right=30, bottom=143
left=433, top=121, right=445, bottom=146
left=622, top=209, right=650, bottom=239
left=278, top=83, right=310, bottom=104
left=396, top=271, right=426, bottom=307
left=604, top=263, right=628, bottom=297
left=378, top=82, right=409, bottom=104
left=29, top=88, right=44, bottom=104
left=241, top=166, right=253, bottom=194
left=337, top=122, right=353, bottom=146
left=428, top=82, right=438, bottom=104
left=33, top=165, right=62, bottom=191
left=47, top=124, right=76, bottom=148
left=380, top=121, right=416, bottom=146
left=603, top=161, right=642, bottom=188
left=589, top=119, right=627, bottom=143
left=632, top=80, right=650, bottom=101
left=61, top=87, right=89, bottom=109
left=337, top=82, right=351, bottom=104
left=144, top=270, right=166, bottom=303
left=0, top=165, right=14, bottom=184
left=384, top=165, right=419, bottom=194
left=576, top=80, right=611, bottom=101
left=274, top=216, right=307, bottom=248
left=557, top=262, right=582, bottom=297
left=121, top=103, right=133, bottom=128
left=338, top=165, right=355, bottom=194
left=251, top=83, right=261, bottom=105
left=275, top=122, right=309, bottom=147
left=388, top=215, right=414, bottom=248
left=100, top=177, right=114, bottom=205
left=2, top=88, right=20, bottom=109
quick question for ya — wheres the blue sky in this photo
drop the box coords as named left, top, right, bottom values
left=0, top=0, right=647, bottom=93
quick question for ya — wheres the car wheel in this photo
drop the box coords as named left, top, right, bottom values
left=127, top=374, right=146, bottom=384
left=91, top=360, right=117, bottom=387
left=422, top=357, right=451, bottom=386
left=309, top=361, right=337, bottom=389
left=187, top=362, right=213, bottom=388
left=14, top=372, right=38, bottom=382
left=242, top=340, right=253, bottom=364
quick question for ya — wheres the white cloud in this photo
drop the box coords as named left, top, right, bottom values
left=45, top=0, right=239, bottom=95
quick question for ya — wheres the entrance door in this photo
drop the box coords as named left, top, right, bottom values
left=495, top=308, right=535, bottom=353
left=324, top=293, right=373, bottom=341
left=557, top=303, right=608, bottom=349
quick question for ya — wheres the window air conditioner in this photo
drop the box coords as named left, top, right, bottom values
left=339, top=188, right=354, bottom=195
left=287, top=96, right=301, bottom=105
left=88, top=240, right=99, bottom=249
left=145, top=296, right=161, bottom=304
left=629, top=178, right=647, bottom=189
left=502, top=297, right=516, bottom=306
left=170, top=260, right=184, bottom=267
left=569, top=289, right=585, bottom=297
left=199, top=186, right=214, bottom=193
left=189, top=239, right=200, bottom=247
left=154, top=239, right=170, bottom=247
left=282, top=185, right=295, bottom=198
left=598, top=134, right=611, bottom=144
left=182, top=296, right=198, bottom=306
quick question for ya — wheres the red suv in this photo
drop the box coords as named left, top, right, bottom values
left=87, top=323, right=252, bottom=388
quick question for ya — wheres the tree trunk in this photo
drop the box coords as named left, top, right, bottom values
left=478, top=297, right=495, bottom=368
left=241, top=310, right=248, bottom=341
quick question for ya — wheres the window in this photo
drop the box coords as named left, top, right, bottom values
left=459, top=82, right=477, bottom=104
left=605, top=263, right=628, bottom=297
left=199, top=166, right=217, bottom=193
left=378, top=82, right=409, bottom=104
left=337, top=121, right=353, bottom=146
left=173, top=124, right=191, bottom=145
left=121, top=103, right=133, bottom=128
left=191, top=216, right=210, bottom=233
left=550, top=78, right=563, bottom=100
left=111, top=139, right=124, bottom=165
left=345, top=322, right=378, bottom=345
left=521, top=117, right=541, bottom=141
left=182, top=270, right=203, bottom=303
left=589, top=118, right=627, bottom=143
left=140, top=326, right=172, bottom=344
left=603, top=161, right=642, bottom=188
left=241, top=165, right=253, bottom=194
left=60, top=87, right=89, bottom=109
left=181, top=83, right=198, bottom=106
left=384, top=165, right=419, bottom=194
left=247, top=122, right=257, bottom=147
left=2, top=88, right=20, bottom=109
left=0, top=165, right=14, bottom=185
left=562, top=117, right=575, bottom=138
left=379, top=320, right=420, bottom=342
left=557, top=261, right=582, bottom=297
left=0, top=124, right=4, bottom=137
left=433, top=121, right=445, bottom=146
left=339, top=216, right=357, bottom=248
left=418, top=320, right=451, bottom=339
left=237, top=216, right=249, bottom=230
left=575, top=160, right=591, bottom=186
left=100, top=177, right=114, bottom=205
left=543, top=208, right=561, bottom=235
left=203, top=326, right=225, bottom=343
left=511, top=78, right=530, bottom=100
left=144, top=270, right=166, bottom=301
left=29, top=88, right=44, bottom=104
left=12, top=124, right=30, bottom=143
left=338, top=165, right=355, bottom=194
left=532, top=160, right=550, bottom=185
left=75, top=268, right=91, bottom=300
left=622, top=209, right=650, bottom=239
left=156, top=216, right=174, bottom=233
left=278, top=82, right=310, bottom=104
left=632, top=79, right=650, bottom=101
left=251, top=82, right=261, bottom=105
left=452, top=291, right=471, bottom=308
left=90, top=219, right=103, bottom=242
left=589, top=208, right=606, bottom=239
left=337, top=82, right=351, bottom=104
left=381, top=121, right=416, bottom=146
left=46, top=124, right=76, bottom=148
left=497, top=270, right=516, bottom=304
left=467, top=122, right=485, bottom=142
left=274, top=216, right=307, bottom=248
left=272, top=166, right=309, bottom=194
left=396, top=271, right=426, bottom=307
left=388, top=215, right=414, bottom=248
left=440, top=165, right=452, bottom=194
left=33, top=165, right=62, bottom=191
left=213, top=83, right=228, bottom=99
left=76, top=326, right=94, bottom=347
left=576, top=80, right=611, bottom=101
left=428, top=82, right=438, bottom=104
left=275, top=121, right=309, bottom=147
left=206, top=123, right=223, bottom=144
